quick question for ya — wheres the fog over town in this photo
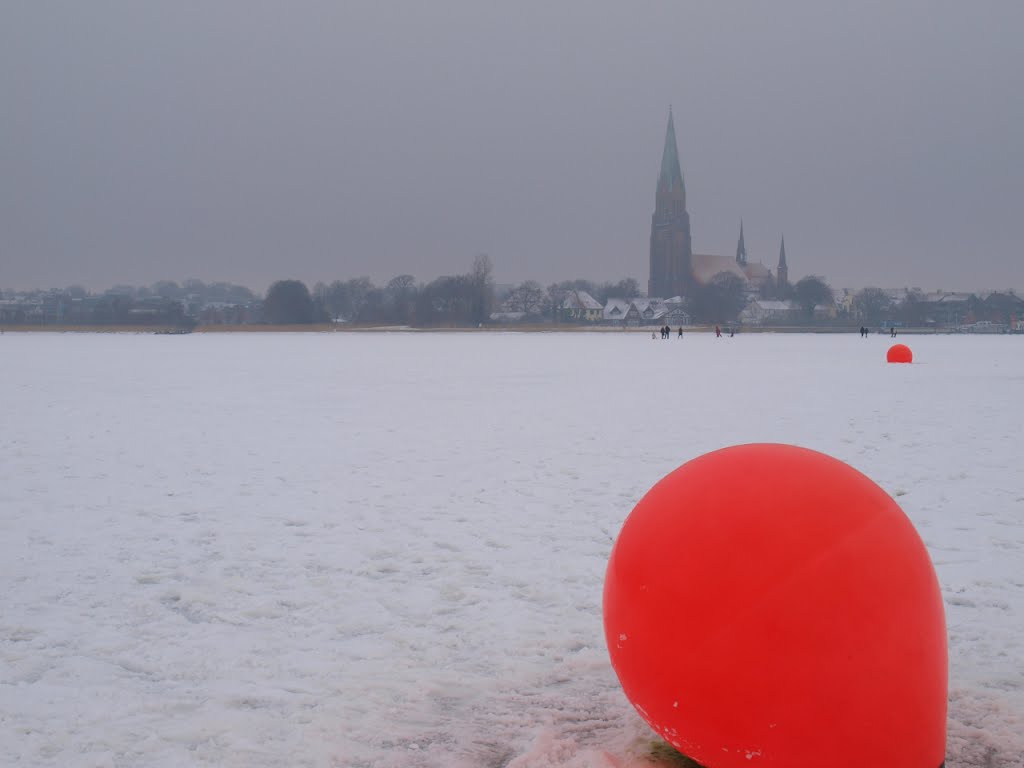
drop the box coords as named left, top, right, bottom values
left=3, top=2, right=1022, bottom=294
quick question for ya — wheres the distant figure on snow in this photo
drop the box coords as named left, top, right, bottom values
left=715, top=325, right=722, bottom=338
left=678, top=327, right=683, bottom=338
left=890, top=327, right=897, bottom=338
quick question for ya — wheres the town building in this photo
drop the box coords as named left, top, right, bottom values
left=648, top=110, right=786, bottom=302
left=559, top=290, right=603, bottom=322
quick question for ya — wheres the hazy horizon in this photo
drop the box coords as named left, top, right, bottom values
left=3, top=2, right=1022, bottom=294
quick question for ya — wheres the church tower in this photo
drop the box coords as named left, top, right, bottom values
left=648, top=109, right=692, bottom=298
left=777, top=235, right=789, bottom=291
left=736, top=220, right=747, bottom=266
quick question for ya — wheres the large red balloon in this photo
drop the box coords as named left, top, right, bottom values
left=603, top=444, right=946, bottom=768
left=887, top=343, right=913, bottom=363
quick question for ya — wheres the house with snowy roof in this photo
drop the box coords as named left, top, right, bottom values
left=921, top=292, right=972, bottom=326
left=603, top=298, right=630, bottom=323
left=739, top=299, right=801, bottom=325
left=661, top=296, right=692, bottom=325
left=621, top=298, right=669, bottom=326
left=602, top=296, right=690, bottom=326
left=559, top=290, right=603, bottom=322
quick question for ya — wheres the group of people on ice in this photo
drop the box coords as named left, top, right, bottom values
left=653, top=325, right=683, bottom=339
left=650, top=325, right=734, bottom=339
left=858, top=326, right=898, bottom=337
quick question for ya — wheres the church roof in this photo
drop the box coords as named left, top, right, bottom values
left=691, top=253, right=749, bottom=285
left=743, top=262, right=773, bottom=280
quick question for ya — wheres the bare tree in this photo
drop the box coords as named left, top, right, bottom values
left=386, top=275, right=419, bottom=324
left=606, top=277, right=640, bottom=300
left=417, top=275, right=473, bottom=326
left=469, top=255, right=495, bottom=325
left=851, top=287, right=893, bottom=326
left=897, top=289, right=927, bottom=327
left=504, top=280, right=548, bottom=316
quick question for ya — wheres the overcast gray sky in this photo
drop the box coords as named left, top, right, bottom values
left=2, top=1, right=1022, bottom=293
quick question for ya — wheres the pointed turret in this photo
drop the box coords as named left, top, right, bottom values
left=777, top=235, right=789, bottom=290
left=736, top=220, right=747, bottom=266
left=658, top=108, right=686, bottom=200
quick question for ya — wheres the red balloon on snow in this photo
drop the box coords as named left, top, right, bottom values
left=887, top=343, right=913, bottom=363
left=603, top=443, right=946, bottom=768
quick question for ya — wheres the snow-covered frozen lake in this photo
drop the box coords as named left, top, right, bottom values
left=2, top=331, right=1022, bottom=767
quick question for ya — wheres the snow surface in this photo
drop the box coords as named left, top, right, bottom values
left=1, top=331, right=1022, bottom=768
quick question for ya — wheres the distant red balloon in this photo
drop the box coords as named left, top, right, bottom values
left=603, top=444, right=946, bottom=768
left=887, top=343, right=913, bottom=363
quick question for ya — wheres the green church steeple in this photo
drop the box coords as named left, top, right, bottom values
left=659, top=107, right=685, bottom=197
left=736, top=219, right=747, bottom=266
left=649, top=108, right=693, bottom=299
left=777, top=235, right=789, bottom=289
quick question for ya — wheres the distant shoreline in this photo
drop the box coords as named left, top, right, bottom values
left=0, top=323, right=999, bottom=335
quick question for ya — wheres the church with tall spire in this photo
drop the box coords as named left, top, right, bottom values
left=648, top=108, right=693, bottom=299
left=648, top=110, right=785, bottom=299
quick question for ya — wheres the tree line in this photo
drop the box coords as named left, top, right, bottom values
left=6, top=265, right=1020, bottom=328
left=849, top=287, right=1023, bottom=327
left=267, top=255, right=499, bottom=326
left=268, top=261, right=643, bottom=325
